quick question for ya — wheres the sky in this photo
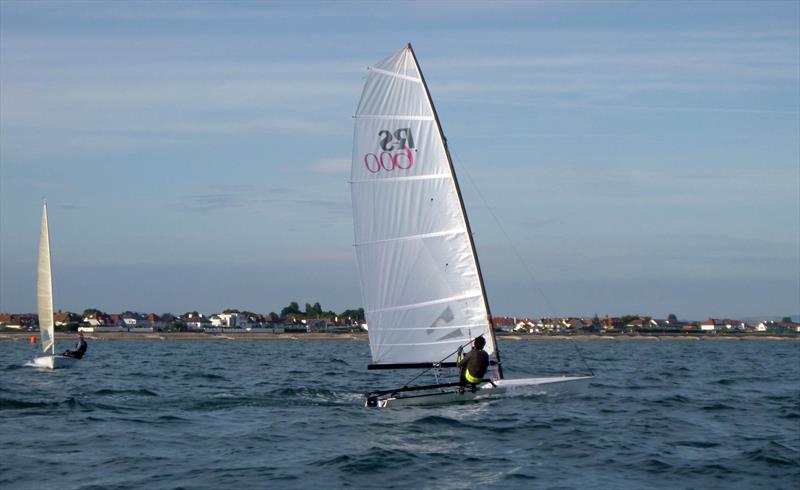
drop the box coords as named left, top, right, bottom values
left=1, top=1, right=798, bottom=320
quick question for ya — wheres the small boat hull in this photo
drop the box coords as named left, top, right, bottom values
left=29, top=355, right=78, bottom=370
left=372, top=375, right=593, bottom=408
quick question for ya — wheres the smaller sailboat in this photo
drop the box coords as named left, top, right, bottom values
left=29, top=203, right=78, bottom=370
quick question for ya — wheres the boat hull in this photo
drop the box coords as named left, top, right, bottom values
left=372, top=375, right=593, bottom=408
left=29, top=355, right=78, bottom=370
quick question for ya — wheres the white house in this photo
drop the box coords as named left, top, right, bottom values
left=700, top=319, right=723, bottom=331
left=79, top=325, right=123, bottom=333
left=514, top=320, right=536, bottom=333
left=210, top=313, right=249, bottom=328
left=724, top=319, right=747, bottom=331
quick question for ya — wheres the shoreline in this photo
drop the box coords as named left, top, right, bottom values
left=1, top=332, right=797, bottom=341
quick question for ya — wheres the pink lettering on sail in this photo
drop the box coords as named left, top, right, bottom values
left=364, top=128, right=415, bottom=173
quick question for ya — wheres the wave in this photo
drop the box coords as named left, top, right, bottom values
left=92, top=388, right=159, bottom=397
left=182, top=373, right=229, bottom=381
left=674, top=440, right=721, bottom=448
left=743, top=442, right=800, bottom=468
left=315, top=446, right=420, bottom=473
left=701, top=402, right=736, bottom=411
left=0, top=396, right=123, bottom=412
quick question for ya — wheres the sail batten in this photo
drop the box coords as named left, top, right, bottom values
left=350, top=174, right=450, bottom=185
left=368, top=66, right=423, bottom=83
left=365, top=291, right=484, bottom=315
left=351, top=46, right=498, bottom=366
left=379, top=324, right=487, bottom=331
left=354, top=115, right=434, bottom=121
left=355, top=228, right=465, bottom=247
left=37, top=204, right=55, bottom=355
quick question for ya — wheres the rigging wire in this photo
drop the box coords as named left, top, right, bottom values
left=449, top=147, right=595, bottom=375
left=394, top=336, right=479, bottom=395
left=449, top=148, right=561, bottom=318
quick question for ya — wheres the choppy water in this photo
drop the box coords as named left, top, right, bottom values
left=1, top=338, right=798, bottom=489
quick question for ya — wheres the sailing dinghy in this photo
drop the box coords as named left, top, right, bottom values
left=29, top=203, right=77, bottom=370
left=350, top=44, right=593, bottom=407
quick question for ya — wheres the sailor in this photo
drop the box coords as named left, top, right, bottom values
left=458, top=335, right=489, bottom=394
left=63, top=332, right=87, bottom=359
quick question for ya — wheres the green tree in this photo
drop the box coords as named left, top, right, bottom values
left=668, top=313, right=678, bottom=323
left=340, top=308, right=365, bottom=322
left=782, top=316, right=793, bottom=323
left=281, top=302, right=301, bottom=318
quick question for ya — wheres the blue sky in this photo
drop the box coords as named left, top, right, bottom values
left=1, top=1, right=798, bottom=320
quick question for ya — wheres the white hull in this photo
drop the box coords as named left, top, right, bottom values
left=29, top=355, right=78, bottom=370
left=372, top=375, right=593, bottom=408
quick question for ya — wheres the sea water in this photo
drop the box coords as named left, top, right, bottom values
left=1, top=338, right=798, bottom=489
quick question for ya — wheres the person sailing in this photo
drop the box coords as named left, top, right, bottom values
left=63, top=332, right=87, bottom=359
left=457, top=335, right=489, bottom=394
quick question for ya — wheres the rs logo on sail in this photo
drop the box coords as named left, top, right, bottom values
left=364, top=128, right=415, bottom=173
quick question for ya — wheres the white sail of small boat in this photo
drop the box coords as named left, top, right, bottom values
left=30, top=203, right=77, bottom=369
left=351, top=44, right=593, bottom=407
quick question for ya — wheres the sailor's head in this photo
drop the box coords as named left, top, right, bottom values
left=473, top=336, right=486, bottom=350
left=77, top=332, right=84, bottom=339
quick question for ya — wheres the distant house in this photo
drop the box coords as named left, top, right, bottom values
left=182, top=314, right=211, bottom=331
left=602, top=316, right=624, bottom=331
left=538, top=318, right=564, bottom=333
left=209, top=312, right=249, bottom=328
left=83, top=312, right=112, bottom=326
left=723, top=319, right=747, bottom=331
left=492, top=316, right=516, bottom=333
left=0, top=313, right=36, bottom=330
left=626, top=319, right=645, bottom=330
left=514, top=319, right=536, bottom=333
left=121, top=312, right=160, bottom=328
left=303, top=319, right=327, bottom=332
left=54, top=311, right=81, bottom=326
left=79, top=325, right=123, bottom=333
left=777, top=321, right=800, bottom=333
left=700, top=319, right=723, bottom=331
left=79, top=312, right=124, bottom=332
left=122, top=315, right=141, bottom=327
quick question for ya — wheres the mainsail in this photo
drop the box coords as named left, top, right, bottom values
left=37, top=203, right=55, bottom=355
left=350, top=45, right=499, bottom=368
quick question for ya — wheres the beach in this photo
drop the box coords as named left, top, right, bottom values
left=1, top=331, right=796, bottom=341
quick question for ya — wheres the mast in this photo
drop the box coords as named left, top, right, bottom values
left=406, top=43, right=504, bottom=379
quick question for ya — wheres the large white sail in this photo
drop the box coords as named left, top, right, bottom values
left=37, top=203, right=55, bottom=355
left=350, top=46, right=496, bottom=366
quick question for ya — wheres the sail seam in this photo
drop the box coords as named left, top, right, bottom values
left=378, top=323, right=488, bottom=331
left=349, top=174, right=450, bottom=184
left=354, top=115, right=434, bottom=121
left=366, top=291, right=483, bottom=314
left=355, top=228, right=464, bottom=247
left=379, top=336, right=491, bottom=348
left=368, top=66, right=421, bottom=83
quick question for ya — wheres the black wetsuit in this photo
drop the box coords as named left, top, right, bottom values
left=459, top=348, right=489, bottom=390
left=64, top=339, right=87, bottom=359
